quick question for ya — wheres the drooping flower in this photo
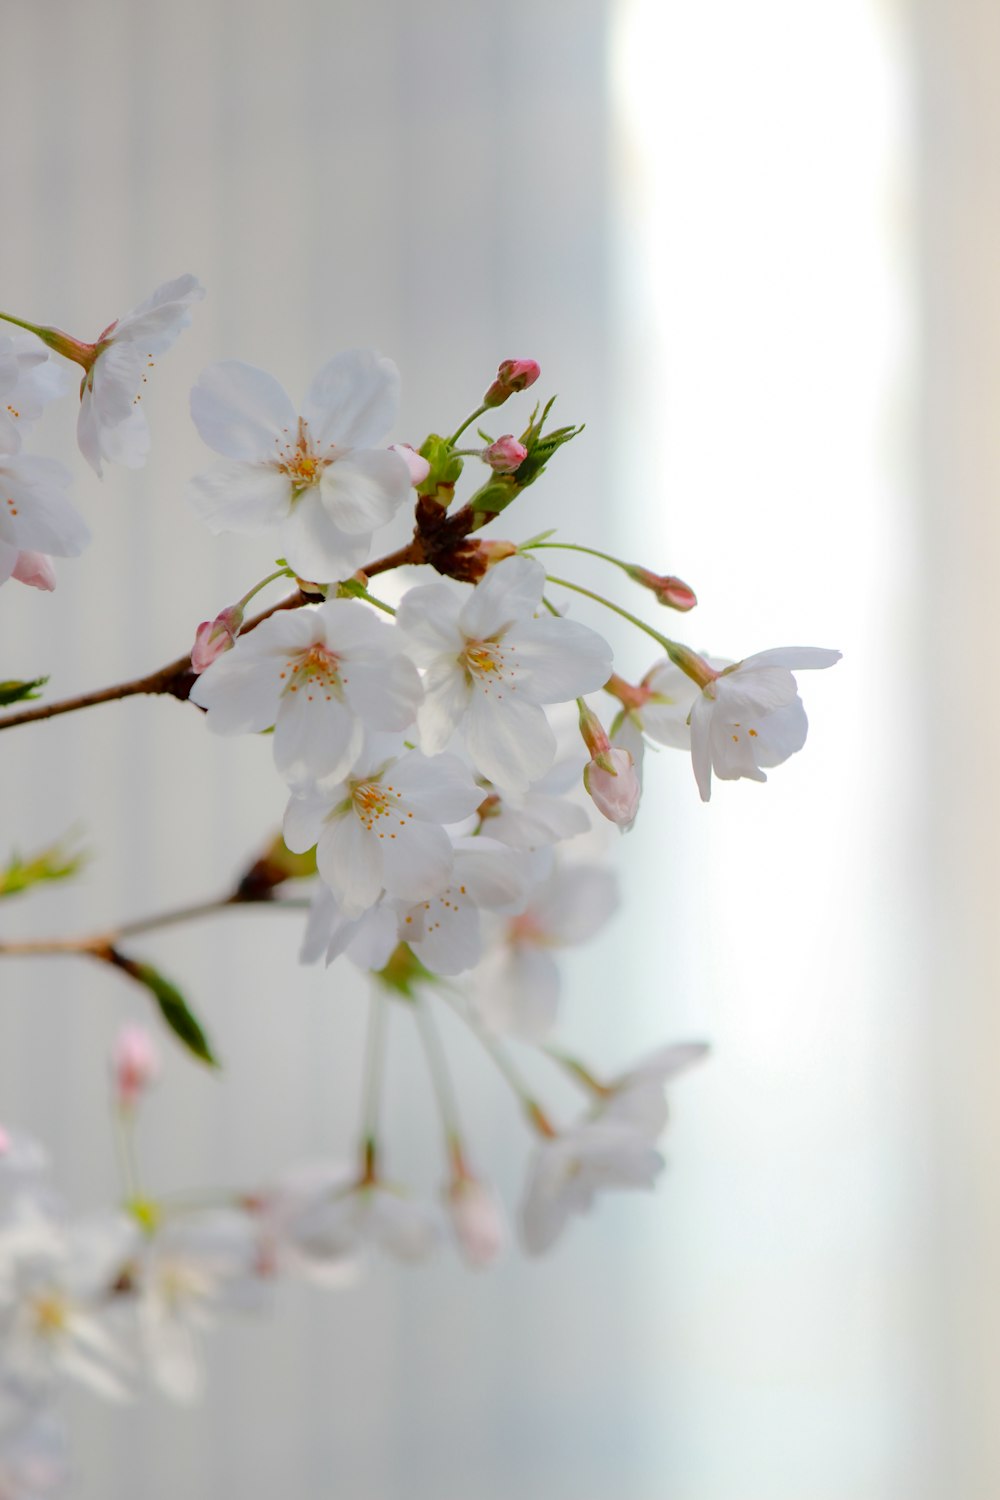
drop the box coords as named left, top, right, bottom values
left=289, top=1180, right=440, bottom=1265
left=689, top=646, right=841, bottom=800
left=190, top=601, right=423, bottom=785
left=594, top=1041, right=710, bottom=1138
left=75, top=275, right=205, bottom=476
left=445, top=1173, right=505, bottom=1268
left=0, top=335, right=68, bottom=452
left=520, top=1121, right=663, bottom=1255
left=188, top=351, right=411, bottom=583
left=283, top=734, right=482, bottom=919
left=397, top=837, right=530, bottom=976
left=396, top=555, right=613, bottom=794
left=473, top=858, right=619, bottom=1040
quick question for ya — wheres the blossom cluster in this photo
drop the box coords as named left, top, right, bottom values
left=0, top=275, right=841, bottom=1482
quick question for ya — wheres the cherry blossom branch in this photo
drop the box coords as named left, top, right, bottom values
left=543, top=572, right=714, bottom=687
left=0, top=588, right=313, bottom=732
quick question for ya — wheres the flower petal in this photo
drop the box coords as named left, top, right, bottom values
left=190, top=362, right=298, bottom=461
left=188, top=462, right=292, bottom=534
left=318, top=448, right=410, bottom=536
left=502, top=616, right=613, bottom=702
left=280, top=491, right=368, bottom=583
left=301, top=349, right=400, bottom=450
left=463, top=692, right=556, bottom=793
left=458, top=554, right=545, bottom=639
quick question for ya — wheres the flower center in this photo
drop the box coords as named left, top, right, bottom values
left=31, top=1290, right=69, bottom=1338
left=275, top=416, right=334, bottom=489
left=462, top=638, right=515, bottom=694
left=350, top=779, right=415, bottom=838
left=280, top=643, right=343, bottom=703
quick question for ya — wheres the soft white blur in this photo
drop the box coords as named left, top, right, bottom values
left=0, top=0, right=994, bottom=1495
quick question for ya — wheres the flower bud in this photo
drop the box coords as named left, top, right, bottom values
left=112, top=1024, right=159, bottom=1110
left=482, top=435, right=528, bottom=473
left=191, top=603, right=244, bottom=673
left=578, top=702, right=612, bottom=760
left=584, top=747, right=641, bottom=827
left=389, top=443, right=432, bottom=487
left=446, top=1175, right=505, bottom=1268
left=483, top=358, right=541, bottom=408
left=11, top=551, right=56, bottom=592
left=625, top=566, right=697, bottom=612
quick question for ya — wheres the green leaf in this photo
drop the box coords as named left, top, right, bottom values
left=0, top=677, right=48, bottom=707
left=111, top=954, right=219, bottom=1067
left=0, top=834, right=88, bottom=900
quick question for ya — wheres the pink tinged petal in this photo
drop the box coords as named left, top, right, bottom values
left=739, top=646, right=842, bottom=672
left=188, top=462, right=292, bottom=534
left=342, top=653, right=423, bottom=732
left=378, top=818, right=455, bottom=902
left=282, top=789, right=336, bottom=855
left=504, top=616, right=614, bottom=702
left=447, top=1178, right=505, bottom=1268
left=464, top=692, right=556, bottom=794
left=318, top=812, right=384, bottom=917
left=190, top=361, right=298, bottom=460
left=584, top=748, right=641, bottom=827
left=273, top=691, right=362, bottom=784
left=189, top=653, right=283, bottom=732
left=387, top=750, right=481, bottom=823
left=390, top=443, right=431, bottom=486
left=416, top=658, right=472, bottom=754
left=746, top=695, right=809, bottom=769
left=300, top=349, right=400, bottom=450
left=280, top=490, right=369, bottom=583
left=0, top=456, right=89, bottom=557
left=11, top=550, right=55, bottom=591
left=317, top=448, right=410, bottom=536
left=395, top=582, right=465, bottom=661
left=689, top=691, right=715, bottom=802
left=458, top=554, right=546, bottom=639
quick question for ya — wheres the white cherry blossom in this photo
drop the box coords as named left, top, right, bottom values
left=597, top=1042, right=710, bottom=1138
left=0, top=336, right=68, bottom=452
left=188, top=351, right=411, bottom=583
left=289, top=1181, right=440, bottom=1265
left=479, top=759, right=590, bottom=852
left=283, top=735, right=482, bottom=920
left=77, top=275, right=205, bottom=476
left=473, top=859, right=619, bottom=1040
left=520, top=1122, right=664, bottom=1255
left=397, top=837, right=530, bottom=976
left=690, top=646, right=841, bottom=800
left=0, top=441, right=89, bottom=584
left=396, top=555, right=614, bottom=793
left=190, top=600, right=423, bottom=785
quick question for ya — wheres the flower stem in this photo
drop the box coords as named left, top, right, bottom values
left=358, top=988, right=389, bottom=1181
left=437, top=990, right=557, bottom=1137
left=524, top=539, right=634, bottom=572
left=413, top=996, right=463, bottom=1148
left=543, top=573, right=713, bottom=687
left=446, top=403, right=489, bottom=448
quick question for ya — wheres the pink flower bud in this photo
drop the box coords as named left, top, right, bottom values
left=483, top=358, right=541, bottom=408
left=578, top=702, right=611, bottom=759
left=11, top=551, right=57, bottom=591
left=483, top=435, right=528, bottom=473
left=389, top=443, right=432, bottom=487
left=446, top=1176, right=505, bottom=1268
left=626, top=566, right=697, bottom=612
left=112, top=1024, right=159, bottom=1110
left=191, top=603, right=244, bottom=673
left=584, top=747, right=642, bottom=827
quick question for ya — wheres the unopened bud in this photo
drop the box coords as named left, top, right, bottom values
left=112, top=1024, right=159, bottom=1110
left=191, top=603, right=244, bottom=673
left=584, top=747, right=641, bottom=827
left=483, top=435, right=528, bottom=473
left=483, top=358, right=541, bottom=408
left=11, top=551, right=56, bottom=592
left=446, top=1174, right=505, bottom=1268
left=626, top=566, right=697, bottom=612
left=578, top=702, right=612, bottom=760
left=389, top=443, right=431, bottom=487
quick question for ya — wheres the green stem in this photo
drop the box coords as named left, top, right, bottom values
left=543, top=572, right=711, bottom=685
left=524, top=540, right=634, bottom=573
left=446, top=403, right=489, bottom=448
left=544, top=1046, right=613, bottom=1099
left=237, top=567, right=292, bottom=611
left=358, top=988, right=389, bottom=1178
left=0, top=310, right=45, bottom=337
left=413, top=996, right=463, bottom=1148
left=437, top=990, right=556, bottom=1137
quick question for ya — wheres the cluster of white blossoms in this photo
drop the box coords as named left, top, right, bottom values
left=0, top=275, right=841, bottom=1472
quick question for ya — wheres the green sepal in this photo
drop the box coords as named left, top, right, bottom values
left=0, top=677, right=48, bottom=707
left=417, top=434, right=464, bottom=497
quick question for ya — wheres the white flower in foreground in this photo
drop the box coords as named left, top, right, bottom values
left=77, top=275, right=204, bottom=476
left=520, top=1122, right=663, bottom=1255
left=473, top=860, right=619, bottom=1040
left=0, top=441, right=89, bottom=585
left=283, top=735, right=482, bottom=919
left=188, top=351, right=410, bottom=583
left=690, top=647, right=841, bottom=801
left=289, top=1181, right=440, bottom=1265
left=396, top=555, right=613, bottom=794
left=190, top=600, right=422, bottom=784
left=398, top=837, right=530, bottom=976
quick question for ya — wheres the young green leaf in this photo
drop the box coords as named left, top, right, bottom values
left=0, top=677, right=49, bottom=707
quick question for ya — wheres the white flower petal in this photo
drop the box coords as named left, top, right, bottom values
left=317, top=813, right=384, bottom=918
left=379, top=819, right=454, bottom=902
left=458, top=554, right=545, bottom=639
left=689, top=691, right=714, bottom=802
left=463, top=692, right=556, bottom=793
left=280, top=490, right=368, bottom=583
left=190, top=361, right=299, bottom=461
left=395, top=582, right=465, bottom=661
left=188, top=462, right=292, bottom=534
left=301, top=349, right=400, bottom=450
left=274, top=691, right=361, bottom=784
left=502, top=616, right=613, bottom=702
left=317, top=448, right=410, bottom=536
left=739, top=646, right=842, bottom=672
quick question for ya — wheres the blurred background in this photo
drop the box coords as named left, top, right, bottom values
left=0, top=0, right=996, bottom=1494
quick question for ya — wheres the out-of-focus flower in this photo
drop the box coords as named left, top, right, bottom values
left=289, top=1181, right=440, bottom=1265
left=445, top=1174, right=505, bottom=1268
left=0, top=444, right=88, bottom=586
left=520, top=1122, right=663, bottom=1255
left=111, top=1026, right=159, bottom=1113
